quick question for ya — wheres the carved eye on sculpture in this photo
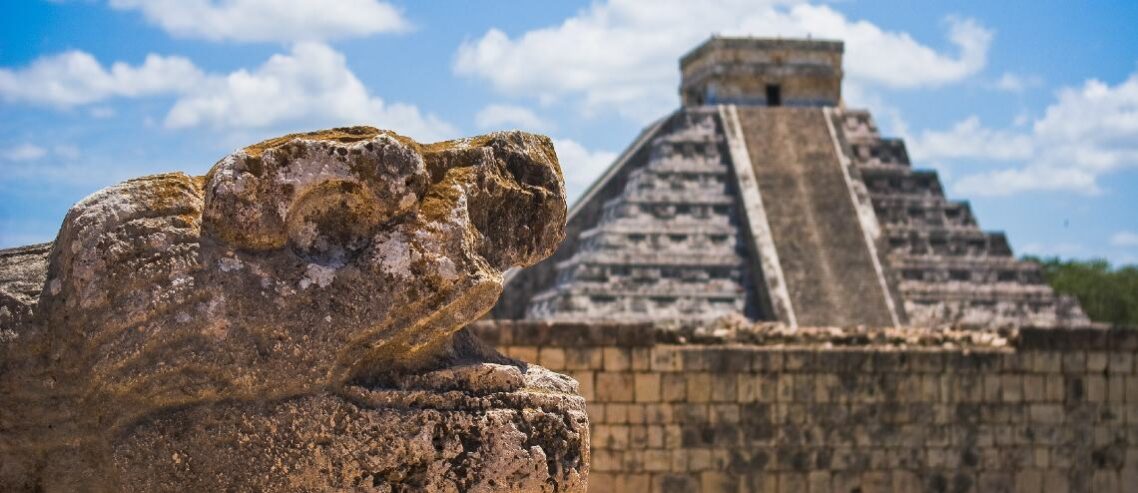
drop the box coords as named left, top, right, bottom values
left=201, top=129, right=429, bottom=259
left=286, top=180, right=385, bottom=263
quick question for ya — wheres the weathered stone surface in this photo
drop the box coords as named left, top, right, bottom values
left=0, top=127, right=586, bottom=491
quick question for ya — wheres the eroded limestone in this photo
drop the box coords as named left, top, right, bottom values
left=0, top=127, right=585, bottom=492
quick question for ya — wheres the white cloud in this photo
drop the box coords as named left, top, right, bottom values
left=165, top=42, right=457, bottom=141
left=0, top=44, right=456, bottom=141
left=1112, top=231, right=1138, bottom=248
left=1, top=143, right=81, bottom=162
left=454, top=0, right=992, bottom=122
left=954, top=167, right=1099, bottom=196
left=993, top=72, right=1042, bottom=93
left=911, top=116, right=1033, bottom=162
left=0, top=50, right=202, bottom=107
left=916, top=71, right=1138, bottom=197
left=1020, top=242, right=1087, bottom=257
left=475, top=104, right=551, bottom=131
left=89, top=106, right=116, bottom=118
left=108, top=0, right=409, bottom=43
left=53, top=145, right=81, bottom=160
left=552, top=138, right=617, bottom=203
left=3, top=144, right=48, bottom=161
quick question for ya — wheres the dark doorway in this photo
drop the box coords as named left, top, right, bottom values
left=766, top=84, right=782, bottom=106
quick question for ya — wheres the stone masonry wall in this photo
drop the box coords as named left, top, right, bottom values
left=471, top=321, right=1138, bottom=493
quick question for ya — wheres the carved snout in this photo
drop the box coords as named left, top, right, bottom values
left=421, top=131, right=568, bottom=271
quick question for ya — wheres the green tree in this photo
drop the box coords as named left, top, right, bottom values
left=1024, top=257, right=1138, bottom=327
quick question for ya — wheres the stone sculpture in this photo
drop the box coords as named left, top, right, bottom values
left=0, top=127, right=588, bottom=492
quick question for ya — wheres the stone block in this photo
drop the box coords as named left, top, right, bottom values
left=644, top=403, right=674, bottom=424
left=874, top=350, right=908, bottom=373
left=825, top=349, right=873, bottom=373
left=737, top=374, right=761, bottom=403
left=645, top=449, right=672, bottom=472
left=920, top=375, right=941, bottom=402
left=631, top=347, right=652, bottom=371
left=587, top=403, right=605, bottom=424
left=660, top=424, right=681, bottom=450
left=1092, top=470, right=1119, bottom=493
left=688, top=448, right=713, bottom=471
left=830, top=471, right=861, bottom=493
left=569, top=371, right=595, bottom=401
left=911, top=351, right=945, bottom=373
left=783, top=350, right=812, bottom=371
left=1029, top=404, right=1064, bottom=424
left=565, top=347, right=603, bottom=370
left=1109, top=376, right=1127, bottom=403
left=1002, top=351, right=1031, bottom=372
left=622, top=449, right=645, bottom=472
left=891, top=470, right=921, bottom=492
left=1002, top=374, right=1024, bottom=402
left=593, top=425, right=630, bottom=450
left=1030, top=351, right=1062, bottom=373
left=956, top=375, right=984, bottom=402
left=538, top=347, right=566, bottom=370
left=686, top=373, right=713, bottom=403
left=701, top=471, right=739, bottom=493
left=859, top=471, right=890, bottom=493
left=662, top=373, right=688, bottom=402
left=752, top=351, right=784, bottom=372
left=1045, top=375, right=1065, bottom=402
left=652, top=474, right=698, bottom=493
left=1087, top=375, right=1107, bottom=402
left=677, top=403, right=708, bottom=423
left=814, top=374, right=837, bottom=403
left=587, top=472, right=618, bottom=493
left=716, top=349, right=754, bottom=373
left=1109, top=352, right=1133, bottom=374
left=1087, top=351, right=1109, bottom=372
left=807, top=471, right=831, bottom=493
left=624, top=474, right=651, bottom=493
left=628, top=425, right=648, bottom=449
left=983, top=375, right=1003, bottom=401
left=709, top=404, right=741, bottom=425
left=1061, top=351, right=1087, bottom=373
left=648, top=425, right=665, bottom=448
left=606, top=403, right=631, bottom=423
left=777, top=473, right=806, bottom=493
left=655, top=346, right=678, bottom=368
left=1041, top=471, right=1068, bottom=493
left=978, top=472, right=1014, bottom=492
left=739, top=472, right=778, bottom=493
left=711, top=374, right=738, bottom=402
left=671, top=449, right=689, bottom=472
left=776, top=375, right=795, bottom=402
left=602, top=347, right=631, bottom=371
left=591, top=449, right=622, bottom=472
left=636, top=373, right=662, bottom=403
left=1023, top=375, right=1045, bottom=402
left=596, top=372, right=635, bottom=402
left=508, top=346, right=539, bottom=363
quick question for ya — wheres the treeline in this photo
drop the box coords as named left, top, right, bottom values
left=1025, top=257, right=1138, bottom=327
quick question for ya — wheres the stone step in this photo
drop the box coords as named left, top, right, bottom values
left=735, top=107, right=896, bottom=327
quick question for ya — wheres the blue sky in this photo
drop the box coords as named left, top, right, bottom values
left=2, top=0, right=1137, bottom=264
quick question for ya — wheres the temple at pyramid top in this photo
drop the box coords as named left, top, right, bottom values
left=492, top=36, right=1088, bottom=329
left=680, top=36, right=843, bottom=107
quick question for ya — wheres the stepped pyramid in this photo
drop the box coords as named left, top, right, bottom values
left=494, top=37, right=1088, bottom=329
